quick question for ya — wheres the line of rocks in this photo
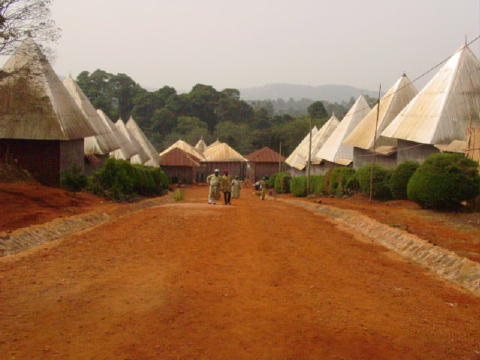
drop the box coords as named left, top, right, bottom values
left=0, top=197, right=169, bottom=257
left=278, top=198, right=480, bottom=297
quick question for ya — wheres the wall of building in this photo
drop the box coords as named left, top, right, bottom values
left=353, top=147, right=397, bottom=169
left=201, top=162, right=247, bottom=178
left=60, top=139, right=84, bottom=175
left=162, top=166, right=195, bottom=184
left=0, top=139, right=60, bottom=186
left=250, top=162, right=281, bottom=181
left=397, top=140, right=439, bottom=164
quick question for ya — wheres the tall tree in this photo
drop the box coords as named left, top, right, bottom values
left=307, top=101, right=327, bottom=120
left=0, top=0, right=60, bottom=55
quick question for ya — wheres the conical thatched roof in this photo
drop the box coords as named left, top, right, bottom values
left=285, top=126, right=319, bottom=170
left=316, top=95, right=371, bottom=165
left=63, top=76, right=120, bottom=155
left=114, top=119, right=149, bottom=164
left=160, top=148, right=200, bottom=167
left=344, top=74, right=418, bottom=150
left=310, top=114, right=340, bottom=165
left=207, top=139, right=221, bottom=149
left=0, top=39, right=95, bottom=140
left=160, top=139, right=205, bottom=162
left=246, top=147, right=285, bottom=163
left=195, top=137, right=207, bottom=153
left=382, top=45, right=480, bottom=145
left=97, top=110, right=137, bottom=160
left=203, top=142, right=247, bottom=162
left=126, top=116, right=160, bottom=167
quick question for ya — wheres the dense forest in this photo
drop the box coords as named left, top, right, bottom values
left=77, top=69, right=377, bottom=156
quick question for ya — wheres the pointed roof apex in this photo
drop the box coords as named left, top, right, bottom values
left=0, top=38, right=95, bottom=140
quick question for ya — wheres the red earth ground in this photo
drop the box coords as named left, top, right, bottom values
left=0, top=186, right=479, bottom=360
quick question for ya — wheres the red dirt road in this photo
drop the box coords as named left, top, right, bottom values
left=1, top=186, right=479, bottom=359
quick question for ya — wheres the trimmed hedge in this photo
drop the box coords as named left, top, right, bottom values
left=407, top=153, right=480, bottom=209
left=268, top=173, right=278, bottom=188
left=356, top=163, right=392, bottom=200
left=389, top=161, right=419, bottom=199
left=90, top=158, right=169, bottom=201
left=311, top=175, right=324, bottom=195
left=61, top=165, right=88, bottom=193
left=290, top=176, right=308, bottom=197
left=324, top=167, right=356, bottom=196
left=274, top=172, right=291, bottom=193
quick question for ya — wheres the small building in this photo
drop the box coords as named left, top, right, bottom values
left=110, top=119, right=149, bottom=163
left=246, top=147, right=285, bottom=181
left=201, top=142, right=247, bottom=178
left=126, top=116, right=160, bottom=167
left=159, top=147, right=200, bottom=183
left=0, top=39, right=95, bottom=186
left=98, top=110, right=137, bottom=161
left=382, top=44, right=480, bottom=164
left=344, top=74, right=418, bottom=168
left=285, top=126, right=319, bottom=176
left=315, top=95, right=371, bottom=171
left=63, top=76, right=120, bottom=174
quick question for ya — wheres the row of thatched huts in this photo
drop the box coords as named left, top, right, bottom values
left=0, top=39, right=161, bottom=185
left=286, top=43, right=480, bottom=174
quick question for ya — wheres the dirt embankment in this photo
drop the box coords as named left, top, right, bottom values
left=283, top=193, right=480, bottom=263
left=0, top=182, right=113, bottom=233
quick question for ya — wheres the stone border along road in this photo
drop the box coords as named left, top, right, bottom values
left=0, top=197, right=170, bottom=257
left=277, top=198, right=480, bottom=297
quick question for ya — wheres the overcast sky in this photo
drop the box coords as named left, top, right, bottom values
left=47, top=0, right=480, bottom=92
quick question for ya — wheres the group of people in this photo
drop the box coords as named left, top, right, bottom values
left=206, top=169, right=242, bottom=205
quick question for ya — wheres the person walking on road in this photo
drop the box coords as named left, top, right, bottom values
left=206, top=169, right=221, bottom=205
left=221, top=171, right=233, bottom=205
left=259, top=176, right=267, bottom=200
left=232, top=176, right=241, bottom=199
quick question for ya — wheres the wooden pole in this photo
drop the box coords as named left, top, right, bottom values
left=369, top=84, right=382, bottom=201
left=278, top=141, right=282, bottom=173
left=307, top=116, right=313, bottom=195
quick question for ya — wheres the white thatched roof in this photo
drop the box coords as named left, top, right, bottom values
left=310, top=114, right=340, bottom=165
left=316, top=95, right=371, bottom=165
left=126, top=116, right=160, bottom=167
left=114, top=119, right=149, bottom=164
left=0, top=38, right=95, bottom=140
left=160, top=139, right=206, bottom=161
left=63, top=76, right=120, bottom=155
left=285, top=126, right=319, bottom=170
left=344, top=74, right=417, bottom=150
left=203, top=142, right=247, bottom=162
left=97, top=110, right=137, bottom=160
left=382, top=45, right=480, bottom=145
left=195, top=137, right=207, bottom=153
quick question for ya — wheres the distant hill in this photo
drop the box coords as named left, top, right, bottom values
left=240, top=83, right=378, bottom=103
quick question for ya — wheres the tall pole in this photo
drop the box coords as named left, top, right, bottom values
left=278, top=141, right=282, bottom=173
left=306, top=116, right=313, bottom=195
left=369, top=83, right=382, bottom=201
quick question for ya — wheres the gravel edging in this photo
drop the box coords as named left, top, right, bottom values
left=278, top=198, right=480, bottom=297
left=0, top=196, right=169, bottom=257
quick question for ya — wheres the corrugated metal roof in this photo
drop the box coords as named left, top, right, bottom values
left=246, top=146, right=285, bottom=163
left=195, top=137, right=207, bottom=153
left=160, top=147, right=200, bottom=167
left=344, top=74, right=417, bottom=150
left=160, top=139, right=205, bottom=161
left=382, top=45, right=480, bottom=145
left=63, top=76, right=120, bottom=155
left=0, top=39, right=95, bottom=140
left=203, top=142, right=247, bottom=162
left=315, top=95, right=371, bottom=165
left=126, top=116, right=160, bottom=167
left=285, top=126, right=319, bottom=170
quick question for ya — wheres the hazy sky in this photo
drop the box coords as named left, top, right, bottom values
left=46, top=0, right=480, bottom=92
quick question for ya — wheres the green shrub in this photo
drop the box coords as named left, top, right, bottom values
left=268, top=173, right=278, bottom=188
left=389, top=161, right=419, bottom=199
left=311, top=175, right=324, bottom=195
left=290, top=176, right=308, bottom=197
left=324, top=167, right=356, bottom=196
left=61, top=165, right=88, bottom=194
left=274, top=172, right=291, bottom=193
left=407, top=153, right=480, bottom=210
left=356, top=163, right=392, bottom=200
left=91, top=158, right=169, bottom=201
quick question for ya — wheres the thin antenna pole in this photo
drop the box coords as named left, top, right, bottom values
left=369, top=83, right=382, bottom=201
left=306, top=116, right=313, bottom=195
left=278, top=141, right=282, bottom=173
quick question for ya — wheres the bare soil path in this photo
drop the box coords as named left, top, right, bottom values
left=1, top=186, right=479, bottom=360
